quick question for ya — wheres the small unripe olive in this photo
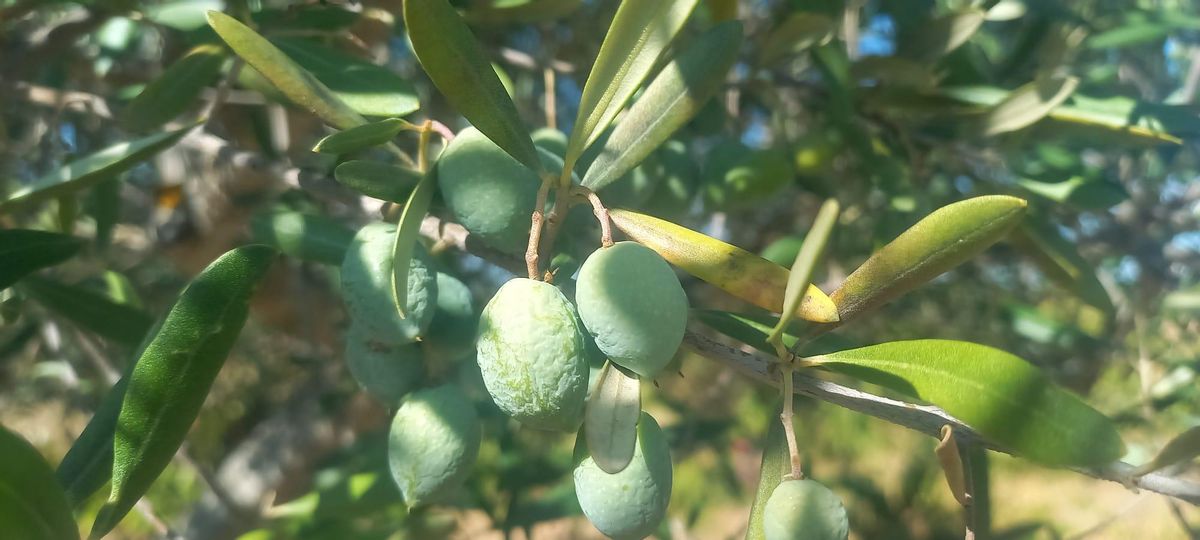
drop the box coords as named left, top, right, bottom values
left=574, top=411, right=673, bottom=540
left=387, top=384, right=481, bottom=508
left=344, top=325, right=424, bottom=404
left=476, top=278, right=589, bottom=431
left=531, top=127, right=569, bottom=159
left=763, top=479, right=849, bottom=540
left=576, top=242, right=688, bottom=378
left=340, top=222, right=437, bottom=344
left=703, top=139, right=793, bottom=209
left=641, top=140, right=698, bottom=220
left=760, top=235, right=806, bottom=267
left=422, top=272, right=477, bottom=366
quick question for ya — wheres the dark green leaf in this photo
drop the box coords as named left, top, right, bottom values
left=22, top=276, right=154, bottom=346
left=1, top=127, right=192, bottom=214
left=565, top=0, right=698, bottom=168
left=390, top=170, right=437, bottom=318
left=90, top=245, right=277, bottom=537
left=88, top=178, right=120, bottom=249
left=313, top=118, right=410, bottom=154
left=808, top=340, right=1125, bottom=466
left=745, top=401, right=787, bottom=540
left=829, top=196, right=1026, bottom=324
left=273, top=38, right=420, bottom=118
left=584, top=361, right=641, bottom=474
left=466, top=0, right=583, bottom=24
left=582, top=21, right=744, bottom=190
left=56, top=376, right=129, bottom=508
left=758, top=12, right=836, bottom=65
left=900, top=9, right=985, bottom=62
left=121, top=43, right=227, bottom=132
left=1133, top=426, right=1200, bottom=475
left=403, top=0, right=540, bottom=170
left=694, top=309, right=857, bottom=356
left=333, top=160, right=421, bottom=203
left=250, top=210, right=354, bottom=265
left=0, top=229, right=84, bottom=290
left=207, top=11, right=365, bottom=130
left=1009, top=218, right=1113, bottom=313
left=0, top=425, right=79, bottom=540
left=1016, top=176, right=1128, bottom=210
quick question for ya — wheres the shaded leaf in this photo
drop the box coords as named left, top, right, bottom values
left=582, top=21, right=744, bottom=191
left=585, top=361, right=641, bottom=474
left=1, top=127, right=192, bottom=214
left=250, top=210, right=355, bottom=265
left=745, top=401, right=787, bottom=540
left=121, top=43, right=227, bottom=132
left=565, top=0, right=699, bottom=169
left=22, top=276, right=155, bottom=346
left=1133, top=426, right=1200, bottom=475
left=56, top=376, right=130, bottom=508
left=808, top=339, right=1125, bottom=467
left=1016, top=176, right=1127, bottom=209
left=0, top=229, right=84, bottom=290
left=609, top=209, right=838, bottom=323
left=404, top=0, right=540, bottom=170
left=333, top=160, right=421, bottom=203
left=273, top=38, right=420, bottom=118
left=466, top=0, right=584, bottom=24
left=0, top=425, right=79, bottom=540
left=390, top=170, right=438, bottom=318
left=758, top=12, right=836, bottom=65
left=829, top=196, right=1026, bottom=324
left=207, top=11, right=364, bottom=130
left=772, top=200, right=839, bottom=344
left=1009, top=218, right=1113, bottom=313
left=90, top=245, right=277, bottom=537
left=901, top=9, right=986, bottom=62
left=694, top=309, right=857, bottom=356
left=313, top=118, right=410, bottom=154
left=980, top=76, right=1079, bottom=136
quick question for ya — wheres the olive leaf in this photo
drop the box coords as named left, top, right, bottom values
left=757, top=12, right=836, bottom=66
left=0, top=425, right=79, bottom=540
left=56, top=375, right=129, bottom=507
left=829, top=195, right=1026, bottom=324
left=334, top=160, right=422, bottom=203
left=207, top=11, right=365, bottom=130
left=585, top=361, right=641, bottom=474
left=1133, top=425, right=1200, bottom=476
left=22, top=276, right=155, bottom=346
left=250, top=210, right=355, bottom=265
left=0, top=126, right=193, bottom=214
left=979, top=76, right=1080, bottom=136
left=1016, top=176, right=1127, bottom=210
left=273, top=38, right=420, bottom=118
left=564, top=0, right=698, bottom=170
left=390, top=169, right=438, bottom=318
left=694, top=309, right=858, bottom=357
left=609, top=209, right=838, bottom=324
left=582, top=21, right=744, bottom=191
left=90, top=245, right=277, bottom=538
left=403, top=0, right=541, bottom=171
left=121, top=43, right=227, bottom=132
left=466, top=0, right=583, bottom=24
left=900, top=9, right=986, bottom=62
left=0, top=229, right=84, bottom=290
left=745, top=401, right=788, bottom=540
left=770, top=199, right=839, bottom=344
left=313, top=118, right=411, bottom=154
left=1009, top=217, right=1113, bottom=313
left=807, top=339, right=1126, bottom=467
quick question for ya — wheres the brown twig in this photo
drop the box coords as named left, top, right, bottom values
left=525, top=175, right=554, bottom=279
left=573, top=186, right=612, bottom=248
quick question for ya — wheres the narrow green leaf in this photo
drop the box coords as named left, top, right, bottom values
left=273, top=38, right=420, bottom=118
left=0, top=229, right=84, bottom=290
left=745, top=401, right=788, bottom=540
left=1, top=127, right=193, bottom=214
left=1009, top=218, right=1113, bottom=313
left=694, top=309, right=857, bottom=356
left=829, top=196, right=1026, bottom=324
left=121, top=43, right=227, bottom=132
left=250, top=210, right=354, bottom=265
left=89, top=178, right=120, bottom=249
left=901, top=9, right=986, bottom=62
left=979, top=76, right=1080, bottom=136
left=584, top=361, right=641, bottom=474
left=565, top=0, right=699, bottom=168
left=1015, top=176, right=1127, bottom=210
left=207, top=11, right=365, bottom=130
left=333, top=160, right=421, bottom=203
left=0, top=425, right=79, bottom=540
left=808, top=340, right=1125, bottom=467
left=1133, top=426, right=1200, bottom=476
left=466, top=0, right=583, bottom=24
left=582, top=21, right=743, bottom=191
left=771, top=200, right=839, bottom=344
left=403, top=0, right=540, bottom=170
left=90, top=245, right=277, bottom=538
left=609, top=209, right=838, bottom=323
left=22, top=276, right=155, bottom=346
left=757, top=12, right=836, bottom=65
left=312, top=118, right=410, bottom=154
left=56, top=376, right=129, bottom=507
left=390, top=170, right=438, bottom=318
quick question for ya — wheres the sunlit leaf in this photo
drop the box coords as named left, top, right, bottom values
left=585, top=362, right=641, bottom=474
left=1133, top=426, right=1200, bottom=476
left=333, top=160, right=422, bottom=203
left=90, top=245, right=277, bottom=537
left=1009, top=218, right=1113, bottom=313
left=0, top=126, right=193, bottom=214
left=771, top=199, right=839, bottom=344
left=979, top=76, right=1079, bottom=136
left=829, top=196, right=1026, bottom=324
left=390, top=170, right=438, bottom=318
left=0, top=425, right=79, bottom=540
left=565, top=0, right=699, bottom=170
left=808, top=340, right=1125, bottom=466
left=582, top=21, right=743, bottom=191
left=22, top=276, right=154, bottom=346
left=1015, top=176, right=1127, bottom=210
left=312, top=118, right=410, bottom=154
left=900, top=9, right=985, bottom=62
left=273, top=38, right=420, bottom=118
left=609, top=209, right=838, bottom=323
left=0, top=229, right=84, bottom=290
left=122, top=43, right=227, bottom=132
left=404, top=0, right=540, bottom=170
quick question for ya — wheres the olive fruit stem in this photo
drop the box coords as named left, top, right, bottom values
left=780, top=365, right=804, bottom=480
left=573, top=186, right=613, bottom=248
left=526, top=174, right=554, bottom=279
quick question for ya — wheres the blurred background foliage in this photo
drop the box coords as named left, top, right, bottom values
left=1, top=0, right=1199, bottom=538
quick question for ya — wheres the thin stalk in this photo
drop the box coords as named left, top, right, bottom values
left=780, top=366, right=803, bottom=479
